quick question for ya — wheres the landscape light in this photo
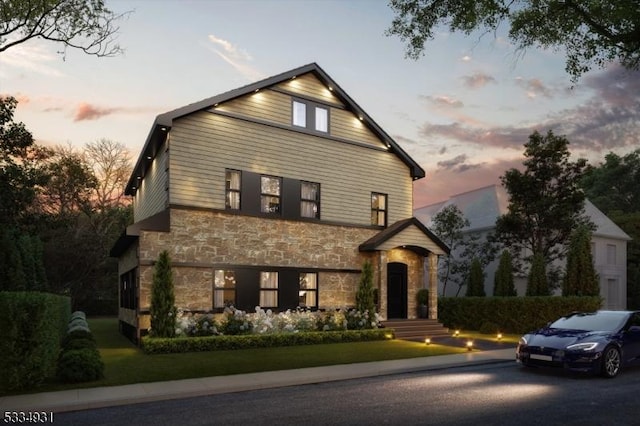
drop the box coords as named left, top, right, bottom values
left=425, top=338, right=431, bottom=345
left=497, top=333, right=503, bottom=341
left=466, top=340, right=473, bottom=351
left=454, top=330, right=460, bottom=337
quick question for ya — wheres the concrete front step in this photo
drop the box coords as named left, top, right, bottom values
left=382, top=319, right=451, bottom=341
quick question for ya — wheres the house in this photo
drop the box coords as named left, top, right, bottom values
left=414, top=185, right=631, bottom=309
left=110, top=63, right=449, bottom=341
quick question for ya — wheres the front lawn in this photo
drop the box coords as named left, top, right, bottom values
left=5, top=317, right=511, bottom=396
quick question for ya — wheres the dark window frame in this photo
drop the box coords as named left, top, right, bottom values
left=291, top=98, right=330, bottom=133
left=300, top=181, right=320, bottom=219
left=260, top=175, right=282, bottom=215
left=225, top=169, right=242, bottom=210
left=299, top=272, right=318, bottom=309
left=260, top=271, right=279, bottom=309
left=371, top=192, right=388, bottom=227
left=213, top=269, right=237, bottom=312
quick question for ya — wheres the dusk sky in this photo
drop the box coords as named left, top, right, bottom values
left=2, top=0, right=639, bottom=207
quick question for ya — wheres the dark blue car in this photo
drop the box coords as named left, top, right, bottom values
left=516, top=310, right=640, bottom=378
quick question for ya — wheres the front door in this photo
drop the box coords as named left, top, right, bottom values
left=387, top=262, right=408, bottom=319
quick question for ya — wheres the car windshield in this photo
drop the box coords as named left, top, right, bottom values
left=549, top=311, right=628, bottom=332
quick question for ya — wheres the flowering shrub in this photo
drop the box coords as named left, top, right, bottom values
left=174, top=309, right=220, bottom=337
left=171, top=306, right=381, bottom=337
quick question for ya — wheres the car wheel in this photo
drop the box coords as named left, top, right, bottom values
left=601, top=346, right=621, bottom=378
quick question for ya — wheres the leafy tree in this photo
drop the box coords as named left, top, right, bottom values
left=494, top=250, right=516, bottom=297
left=465, top=258, right=485, bottom=297
left=0, top=96, right=51, bottom=230
left=431, top=205, right=468, bottom=295
left=496, top=130, right=592, bottom=272
left=582, top=150, right=640, bottom=214
left=356, top=260, right=376, bottom=322
left=580, top=150, right=640, bottom=308
left=0, top=0, right=131, bottom=58
left=563, top=225, right=599, bottom=297
left=527, top=252, right=550, bottom=296
left=150, top=250, right=176, bottom=338
left=387, top=0, right=640, bottom=81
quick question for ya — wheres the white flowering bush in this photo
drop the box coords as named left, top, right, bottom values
left=173, top=306, right=380, bottom=337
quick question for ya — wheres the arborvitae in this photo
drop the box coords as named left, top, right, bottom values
left=527, top=252, right=550, bottom=296
left=150, top=250, right=176, bottom=338
left=466, top=258, right=485, bottom=297
left=0, top=228, right=26, bottom=291
left=563, top=225, right=599, bottom=296
left=355, top=260, right=376, bottom=322
left=494, top=250, right=516, bottom=296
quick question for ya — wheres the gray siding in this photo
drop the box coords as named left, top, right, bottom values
left=134, top=139, right=168, bottom=222
left=169, top=111, right=412, bottom=225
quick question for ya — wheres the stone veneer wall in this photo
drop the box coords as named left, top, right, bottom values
left=137, top=208, right=380, bottom=312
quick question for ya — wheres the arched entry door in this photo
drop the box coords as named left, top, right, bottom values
left=387, top=262, right=408, bottom=319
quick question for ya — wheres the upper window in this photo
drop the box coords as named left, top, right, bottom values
left=292, top=99, right=328, bottom=133
left=301, top=181, right=320, bottom=219
left=225, top=169, right=241, bottom=210
left=260, top=272, right=279, bottom=308
left=371, top=192, right=387, bottom=226
left=607, top=244, right=616, bottom=265
left=261, top=175, right=282, bottom=214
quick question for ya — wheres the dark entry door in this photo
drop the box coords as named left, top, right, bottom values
left=387, top=262, right=408, bottom=319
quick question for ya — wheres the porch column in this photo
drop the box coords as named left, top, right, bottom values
left=428, top=252, right=438, bottom=320
left=378, top=251, right=387, bottom=320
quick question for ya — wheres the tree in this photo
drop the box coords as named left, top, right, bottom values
left=431, top=205, right=468, bottom=295
left=356, top=260, right=376, bottom=322
left=0, top=0, right=131, bottom=58
left=465, top=258, right=485, bottom=297
left=527, top=252, right=550, bottom=296
left=150, top=250, right=176, bottom=338
left=387, top=0, right=640, bottom=81
left=580, top=150, right=640, bottom=308
left=496, top=130, right=592, bottom=272
left=493, top=250, right=516, bottom=297
left=563, top=225, right=599, bottom=297
left=85, top=139, right=132, bottom=211
left=581, top=150, right=640, bottom=214
left=0, top=96, right=51, bottom=229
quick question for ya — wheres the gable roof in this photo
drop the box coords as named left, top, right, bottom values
left=359, top=217, right=450, bottom=256
left=125, top=63, right=425, bottom=195
left=415, top=184, right=631, bottom=241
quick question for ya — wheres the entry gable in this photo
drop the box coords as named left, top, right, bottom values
left=359, top=217, right=449, bottom=256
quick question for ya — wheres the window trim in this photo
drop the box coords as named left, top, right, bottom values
left=371, top=192, right=388, bottom=227
left=225, top=169, right=242, bottom=210
left=291, top=98, right=330, bottom=133
left=260, top=271, right=279, bottom=308
left=260, top=175, right=282, bottom=215
left=214, top=270, right=236, bottom=311
left=300, top=181, right=320, bottom=219
left=299, top=272, right=318, bottom=309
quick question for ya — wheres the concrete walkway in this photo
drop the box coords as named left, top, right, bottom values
left=1, top=348, right=515, bottom=413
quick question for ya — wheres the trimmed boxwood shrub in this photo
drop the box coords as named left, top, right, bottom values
left=0, top=292, right=70, bottom=391
left=57, top=349, right=104, bottom=383
left=142, top=329, right=393, bottom=354
left=63, top=338, right=98, bottom=352
left=438, top=296, right=602, bottom=334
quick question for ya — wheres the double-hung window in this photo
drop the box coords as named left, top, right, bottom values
left=371, top=192, right=387, bottom=226
left=261, top=175, right=282, bottom=214
left=292, top=99, right=328, bottom=133
left=301, top=181, right=320, bottom=219
left=214, top=270, right=236, bottom=310
left=225, top=169, right=241, bottom=210
left=299, top=272, right=318, bottom=309
left=260, top=272, right=278, bottom=308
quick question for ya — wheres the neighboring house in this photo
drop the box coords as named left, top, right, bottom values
left=111, top=63, right=448, bottom=341
left=414, top=185, right=631, bottom=309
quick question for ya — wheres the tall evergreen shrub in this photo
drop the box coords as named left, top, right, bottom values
left=466, top=258, right=485, bottom=296
left=355, top=260, right=376, bottom=322
left=527, top=252, right=550, bottom=296
left=563, top=225, right=599, bottom=296
left=150, top=250, right=176, bottom=338
left=494, top=250, right=516, bottom=296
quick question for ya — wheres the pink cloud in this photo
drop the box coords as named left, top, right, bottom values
left=74, top=103, right=118, bottom=121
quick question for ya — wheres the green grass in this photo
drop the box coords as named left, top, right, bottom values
left=4, top=317, right=513, bottom=396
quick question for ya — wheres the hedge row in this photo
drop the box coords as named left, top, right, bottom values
left=438, top=296, right=602, bottom=334
left=0, top=292, right=71, bottom=391
left=142, top=328, right=393, bottom=354
left=57, top=313, right=104, bottom=383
